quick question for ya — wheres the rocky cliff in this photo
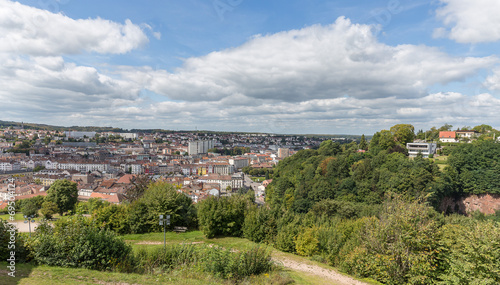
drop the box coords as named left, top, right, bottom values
left=440, top=194, right=500, bottom=215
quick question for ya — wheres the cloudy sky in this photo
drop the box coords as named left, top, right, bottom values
left=1, top=0, right=500, bottom=135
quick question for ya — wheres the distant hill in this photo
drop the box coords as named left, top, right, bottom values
left=0, top=120, right=366, bottom=137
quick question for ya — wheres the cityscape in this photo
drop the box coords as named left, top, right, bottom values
left=1, top=0, right=500, bottom=284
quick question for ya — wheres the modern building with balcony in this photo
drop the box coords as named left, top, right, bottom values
left=406, top=142, right=437, bottom=158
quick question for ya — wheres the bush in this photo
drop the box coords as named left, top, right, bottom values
left=439, top=219, right=500, bottom=284
left=197, top=195, right=249, bottom=238
left=295, top=227, right=319, bottom=256
left=135, top=244, right=200, bottom=274
left=0, top=220, right=30, bottom=263
left=337, top=195, right=443, bottom=284
left=30, top=216, right=132, bottom=271
left=243, top=205, right=277, bottom=244
left=134, top=244, right=273, bottom=280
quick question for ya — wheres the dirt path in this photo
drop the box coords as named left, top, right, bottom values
left=274, top=256, right=369, bottom=285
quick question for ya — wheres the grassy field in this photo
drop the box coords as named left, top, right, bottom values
left=0, top=262, right=296, bottom=285
left=1, top=230, right=376, bottom=285
left=0, top=213, right=25, bottom=221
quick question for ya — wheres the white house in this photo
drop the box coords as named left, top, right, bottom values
left=406, top=143, right=437, bottom=158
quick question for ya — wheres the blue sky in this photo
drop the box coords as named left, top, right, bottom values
left=1, top=0, right=500, bottom=134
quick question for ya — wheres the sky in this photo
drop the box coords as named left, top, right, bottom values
left=1, top=0, right=500, bottom=135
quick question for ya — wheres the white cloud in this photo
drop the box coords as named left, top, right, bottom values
left=145, top=17, right=495, bottom=102
left=0, top=4, right=498, bottom=134
left=435, top=0, right=500, bottom=43
left=0, top=54, right=143, bottom=125
left=0, top=0, right=148, bottom=55
left=484, top=69, right=500, bottom=91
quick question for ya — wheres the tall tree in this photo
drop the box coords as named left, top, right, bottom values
left=359, top=134, right=368, bottom=150
left=127, top=175, right=150, bottom=202
left=45, top=179, right=78, bottom=215
left=390, top=124, right=415, bottom=145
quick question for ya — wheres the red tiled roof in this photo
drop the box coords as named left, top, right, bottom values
left=439, top=131, right=456, bottom=138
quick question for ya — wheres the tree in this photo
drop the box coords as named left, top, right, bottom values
left=40, top=201, right=59, bottom=219
left=390, top=124, right=415, bottom=145
left=127, top=175, right=150, bottom=202
left=359, top=134, right=368, bottom=150
left=128, top=182, right=196, bottom=233
left=45, top=179, right=78, bottom=215
left=21, top=199, right=39, bottom=217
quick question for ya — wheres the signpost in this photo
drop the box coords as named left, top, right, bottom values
left=159, top=214, right=170, bottom=249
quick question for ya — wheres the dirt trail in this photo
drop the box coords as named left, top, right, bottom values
left=274, top=256, right=369, bottom=285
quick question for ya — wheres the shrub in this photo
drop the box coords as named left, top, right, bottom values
left=339, top=196, right=443, bottom=284
left=197, top=195, right=249, bottom=238
left=30, top=216, right=132, bottom=271
left=439, top=219, right=500, bottom=284
left=295, top=227, right=319, bottom=257
left=0, top=220, right=30, bottom=263
left=134, top=244, right=273, bottom=280
left=243, top=205, right=277, bottom=244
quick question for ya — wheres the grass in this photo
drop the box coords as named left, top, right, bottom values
left=124, top=231, right=375, bottom=285
left=1, top=262, right=288, bottom=285
left=250, top=177, right=266, bottom=182
left=6, top=230, right=373, bottom=284
left=0, top=213, right=25, bottom=221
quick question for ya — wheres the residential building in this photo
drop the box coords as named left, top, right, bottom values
left=188, top=140, right=214, bottom=155
left=456, top=130, right=479, bottom=139
left=278, top=148, right=290, bottom=158
left=406, top=142, right=437, bottom=158
left=439, top=131, right=457, bottom=143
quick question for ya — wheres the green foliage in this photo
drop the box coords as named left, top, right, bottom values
left=266, top=137, right=439, bottom=214
left=21, top=198, right=40, bottom=217
left=336, top=195, right=444, bottom=285
left=243, top=205, right=277, bottom=244
left=134, top=244, right=199, bottom=274
left=128, top=181, right=196, bottom=234
left=197, top=195, right=249, bottom=238
left=29, top=216, right=132, bottom=271
left=443, top=140, right=500, bottom=195
left=359, top=134, right=368, bottom=150
left=135, top=244, right=273, bottom=280
left=127, top=175, right=151, bottom=202
left=439, top=218, right=500, bottom=284
left=45, top=179, right=78, bottom=215
left=78, top=198, right=110, bottom=215
left=40, top=201, right=58, bottom=219
left=390, top=124, right=415, bottom=145
left=0, top=220, right=29, bottom=263
left=295, top=227, right=319, bottom=256
left=92, top=204, right=130, bottom=234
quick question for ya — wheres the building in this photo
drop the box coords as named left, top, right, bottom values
left=439, top=131, right=457, bottom=143
left=229, top=157, right=249, bottom=170
left=64, top=131, right=97, bottom=139
left=406, top=143, right=437, bottom=158
left=278, top=148, right=290, bottom=158
left=456, top=130, right=479, bottom=139
left=188, top=140, right=215, bottom=155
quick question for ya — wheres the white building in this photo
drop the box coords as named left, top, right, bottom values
left=406, top=143, right=437, bottom=158
left=188, top=140, right=215, bottom=155
left=229, top=157, right=249, bottom=170
left=64, top=131, right=97, bottom=139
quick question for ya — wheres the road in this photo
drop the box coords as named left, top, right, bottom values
left=242, top=174, right=265, bottom=205
left=7, top=221, right=40, bottom=233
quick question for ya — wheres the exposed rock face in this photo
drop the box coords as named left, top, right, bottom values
left=440, top=194, right=500, bottom=215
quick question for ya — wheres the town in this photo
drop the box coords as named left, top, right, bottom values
left=0, top=122, right=356, bottom=206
